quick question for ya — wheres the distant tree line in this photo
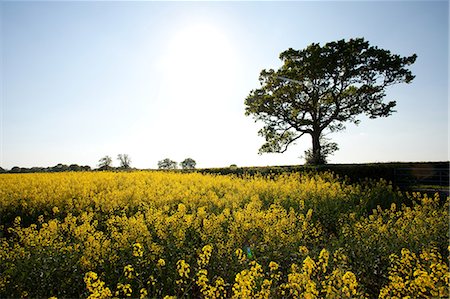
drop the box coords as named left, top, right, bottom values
left=0, top=164, right=92, bottom=174
left=0, top=155, right=198, bottom=173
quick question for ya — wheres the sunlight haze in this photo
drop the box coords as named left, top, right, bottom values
left=1, top=1, right=448, bottom=169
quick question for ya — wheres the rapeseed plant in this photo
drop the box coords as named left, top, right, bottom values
left=0, top=171, right=447, bottom=298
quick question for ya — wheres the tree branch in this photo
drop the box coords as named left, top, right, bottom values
left=279, top=131, right=307, bottom=153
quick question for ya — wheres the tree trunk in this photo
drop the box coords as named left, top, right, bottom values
left=311, top=132, right=323, bottom=165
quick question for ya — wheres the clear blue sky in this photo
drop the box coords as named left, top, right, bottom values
left=1, top=1, right=448, bottom=169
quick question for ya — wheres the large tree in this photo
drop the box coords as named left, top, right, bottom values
left=245, top=38, right=416, bottom=164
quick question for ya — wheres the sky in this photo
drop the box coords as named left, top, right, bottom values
left=1, top=1, right=448, bottom=169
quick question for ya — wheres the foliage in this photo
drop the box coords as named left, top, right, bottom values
left=379, top=247, right=449, bottom=298
left=158, top=158, right=178, bottom=170
left=98, top=156, right=113, bottom=170
left=245, top=38, right=417, bottom=164
left=181, top=158, right=196, bottom=170
left=340, top=193, right=449, bottom=294
left=198, top=162, right=449, bottom=191
left=5, top=164, right=92, bottom=173
left=117, top=154, right=132, bottom=169
left=304, top=136, right=338, bottom=165
left=0, top=171, right=447, bottom=298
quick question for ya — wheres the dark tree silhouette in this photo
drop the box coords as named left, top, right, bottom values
left=245, top=38, right=416, bottom=164
left=158, top=158, right=177, bottom=170
left=98, top=156, right=113, bottom=170
left=117, top=154, right=131, bottom=169
left=180, top=158, right=196, bottom=169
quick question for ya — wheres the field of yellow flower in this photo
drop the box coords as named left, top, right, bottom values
left=0, top=171, right=448, bottom=298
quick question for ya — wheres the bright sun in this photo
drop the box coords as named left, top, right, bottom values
left=152, top=21, right=239, bottom=151
left=159, top=22, right=237, bottom=101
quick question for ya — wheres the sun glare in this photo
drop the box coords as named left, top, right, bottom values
left=159, top=22, right=237, bottom=104
left=151, top=22, right=239, bottom=154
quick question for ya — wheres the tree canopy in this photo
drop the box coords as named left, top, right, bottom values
left=117, top=154, right=131, bottom=169
left=98, top=156, right=113, bottom=170
left=245, top=38, right=416, bottom=164
left=158, top=158, right=178, bottom=170
left=181, top=158, right=196, bottom=170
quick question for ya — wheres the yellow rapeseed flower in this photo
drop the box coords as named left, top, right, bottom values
left=123, top=264, right=134, bottom=279
left=132, top=242, right=144, bottom=257
left=157, top=258, right=166, bottom=267
left=299, top=245, right=309, bottom=255
left=139, top=288, right=148, bottom=299
left=269, top=261, right=279, bottom=272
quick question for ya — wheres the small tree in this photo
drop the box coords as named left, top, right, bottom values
left=158, top=158, right=177, bottom=170
left=180, top=158, right=196, bottom=169
left=98, top=155, right=113, bottom=170
left=117, top=154, right=131, bottom=169
left=245, top=38, right=416, bottom=164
